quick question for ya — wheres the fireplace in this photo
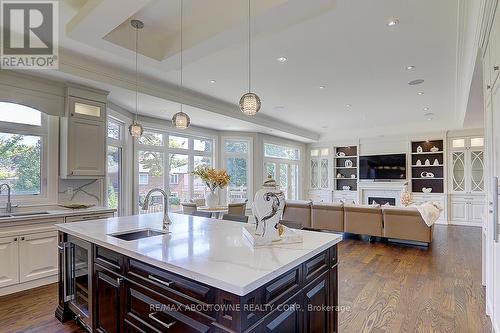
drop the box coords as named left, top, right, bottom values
left=368, top=197, right=396, bottom=206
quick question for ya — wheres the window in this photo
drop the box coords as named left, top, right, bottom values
left=223, top=138, right=252, bottom=203
left=107, top=118, right=126, bottom=215
left=0, top=103, right=47, bottom=197
left=263, top=142, right=302, bottom=200
left=137, top=130, right=214, bottom=213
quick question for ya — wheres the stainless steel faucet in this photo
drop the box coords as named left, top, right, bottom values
left=0, top=183, right=13, bottom=214
left=142, top=188, right=171, bottom=228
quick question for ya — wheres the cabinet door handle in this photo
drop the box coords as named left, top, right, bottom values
left=21, top=237, right=25, bottom=241
left=148, top=274, right=174, bottom=287
left=117, top=277, right=123, bottom=286
left=13, top=237, right=17, bottom=242
left=148, top=313, right=176, bottom=329
left=494, top=65, right=499, bottom=71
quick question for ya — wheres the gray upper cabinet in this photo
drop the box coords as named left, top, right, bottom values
left=60, top=86, right=109, bottom=178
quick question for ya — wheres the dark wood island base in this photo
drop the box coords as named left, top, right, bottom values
left=55, top=232, right=338, bottom=333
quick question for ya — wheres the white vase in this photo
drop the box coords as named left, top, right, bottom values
left=205, top=190, right=218, bottom=208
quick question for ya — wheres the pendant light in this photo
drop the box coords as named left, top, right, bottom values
left=239, top=0, right=261, bottom=116
left=172, top=0, right=191, bottom=129
left=128, top=19, right=144, bottom=138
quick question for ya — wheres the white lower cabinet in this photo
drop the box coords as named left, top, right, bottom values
left=450, top=195, right=486, bottom=226
left=0, top=236, right=19, bottom=288
left=19, top=231, right=58, bottom=283
left=411, top=193, right=447, bottom=224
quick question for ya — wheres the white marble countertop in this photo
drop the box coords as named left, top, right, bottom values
left=0, top=206, right=116, bottom=224
left=55, top=212, right=342, bottom=296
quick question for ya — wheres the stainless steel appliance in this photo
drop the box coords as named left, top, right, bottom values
left=60, top=235, right=93, bottom=331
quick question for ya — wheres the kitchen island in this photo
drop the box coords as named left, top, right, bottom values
left=54, top=212, right=342, bottom=332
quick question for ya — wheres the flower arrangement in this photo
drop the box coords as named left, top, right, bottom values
left=192, top=166, right=231, bottom=192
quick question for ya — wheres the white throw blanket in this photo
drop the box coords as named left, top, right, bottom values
left=414, top=201, right=443, bottom=227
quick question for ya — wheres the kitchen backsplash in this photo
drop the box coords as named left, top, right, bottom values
left=58, top=178, right=104, bottom=206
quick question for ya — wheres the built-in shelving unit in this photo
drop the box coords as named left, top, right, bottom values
left=410, top=140, right=445, bottom=193
left=334, top=146, right=358, bottom=192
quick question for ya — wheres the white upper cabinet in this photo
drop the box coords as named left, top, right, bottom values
left=60, top=86, right=108, bottom=178
left=450, top=136, right=485, bottom=194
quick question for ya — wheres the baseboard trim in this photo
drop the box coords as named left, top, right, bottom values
left=0, top=275, right=57, bottom=296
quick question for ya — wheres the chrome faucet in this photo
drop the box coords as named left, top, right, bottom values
left=0, top=183, right=13, bottom=214
left=142, top=188, right=171, bottom=228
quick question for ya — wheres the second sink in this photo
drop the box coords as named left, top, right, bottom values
left=109, top=228, right=168, bottom=241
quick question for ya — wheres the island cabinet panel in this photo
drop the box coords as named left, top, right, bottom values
left=126, top=258, right=216, bottom=318
left=303, top=271, right=329, bottom=333
left=58, top=240, right=338, bottom=333
left=122, top=280, right=213, bottom=333
left=246, top=293, right=303, bottom=333
left=94, top=264, right=123, bottom=333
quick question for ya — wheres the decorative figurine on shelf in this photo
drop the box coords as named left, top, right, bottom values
left=422, top=187, right=433, bottom=193
left=342, top=185, right=351, bottom=191
left=252, top=176, right=285, bottom=241
left=433, top=158, right=440, bottom=166
left=336, top=172, right=343, bottom=178
left=417, top=146, right=423, bottom=153
left=400, top=182, right=412, bottom=207
left=421, top=171, right=435, bottom=178
left=337, top=152, right=346, bottom=157
left=416, top=159, right=422, bottom=166
left=351, top=174, right=356, bottom=179
left=430, top=146, right=439, bottom=152
left=345, top=159, right=353, bottom=167
left=424, top=159, right=431, bottom=166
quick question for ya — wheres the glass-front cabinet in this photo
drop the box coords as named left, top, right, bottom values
left=310, top=148, right=330, bottom=189
left=450, top=136, right=485, bottom=194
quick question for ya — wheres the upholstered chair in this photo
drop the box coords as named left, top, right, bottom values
left=190, top=198, right=206, bottom=207
left=228, top=201, right=247, bottom=216
left=222, top=214, right=249, bottom=223
left=181, top=202, right=197, bottom=215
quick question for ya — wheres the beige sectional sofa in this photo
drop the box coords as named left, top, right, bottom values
left=281, top=200, right=433, bottom=246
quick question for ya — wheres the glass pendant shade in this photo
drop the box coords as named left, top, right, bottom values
left=172, top=111, right=190, bottom=129
left=239, top=92, right=261, bottom=116
left=128, top=121, right=143, bottom=138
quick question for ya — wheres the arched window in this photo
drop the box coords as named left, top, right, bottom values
left=0, top=102, right=45, bottom=197
left=0, top=102, right=42, bottom=126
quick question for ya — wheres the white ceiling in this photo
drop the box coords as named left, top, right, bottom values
left=41, top=0, right=461, bottom=142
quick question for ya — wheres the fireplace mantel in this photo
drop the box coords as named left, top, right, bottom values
left=358, top=181, right=407, bottom=206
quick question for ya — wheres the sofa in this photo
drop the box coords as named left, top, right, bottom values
left=283, top=200, right=433, bottom=246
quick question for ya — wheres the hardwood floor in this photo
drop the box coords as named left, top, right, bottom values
left=338, top=225, right=492, bottom=333
left=0, top=225, right=491, bottom=333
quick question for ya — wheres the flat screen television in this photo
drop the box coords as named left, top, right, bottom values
left=359, top=154, right=407, bottom=180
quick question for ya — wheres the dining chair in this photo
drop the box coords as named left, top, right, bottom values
left=227, top=200, right=247, bottom=216
left=222, top=214, right=249, bottom=223
left=181, top=202, right=197, bottom=215
left=191, top=211, right=213, bottom=218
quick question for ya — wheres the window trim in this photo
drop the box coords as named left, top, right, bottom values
left=221, top=136, right=253, bottom=204
left=0, top=107, right=57, bottom=205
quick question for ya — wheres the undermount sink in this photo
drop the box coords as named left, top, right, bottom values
left=0, top=211, right=50, bottom=219
left=11, top=211, right=49, bottom=217
left=109, top=228, right=169, bottom=241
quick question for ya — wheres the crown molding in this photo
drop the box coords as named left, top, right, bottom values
left=58, top=49, right=319, bottom=142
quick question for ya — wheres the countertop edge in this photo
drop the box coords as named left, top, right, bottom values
left=0, top=207, right=116, bottom=224
left=55, top=223, right=342, bottom=296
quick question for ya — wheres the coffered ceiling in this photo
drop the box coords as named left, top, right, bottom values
left=43, top=0, right=462, bottom=141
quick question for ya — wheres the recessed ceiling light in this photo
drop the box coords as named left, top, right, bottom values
left=423, top=107, right=430, bottom=111
left=418, top=92, right=424, bottom=95
left=209, top=80, right=216, bottom=83
left=387, top=18, right=399, bottom=27
left=319, top=85, right=326, bottom=89
left=275, top=106, right=285, bottom=110
left=321, top=125, right=328, bottom=129
left=408, top=79, right=425, bottom=86
left=276, top=56, right=287, bottom=63
left=424, top=112, right=434, bottom=117
left=346, top=104, right=352, bottom=108
left=406, top=65, right=415, bottom=70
